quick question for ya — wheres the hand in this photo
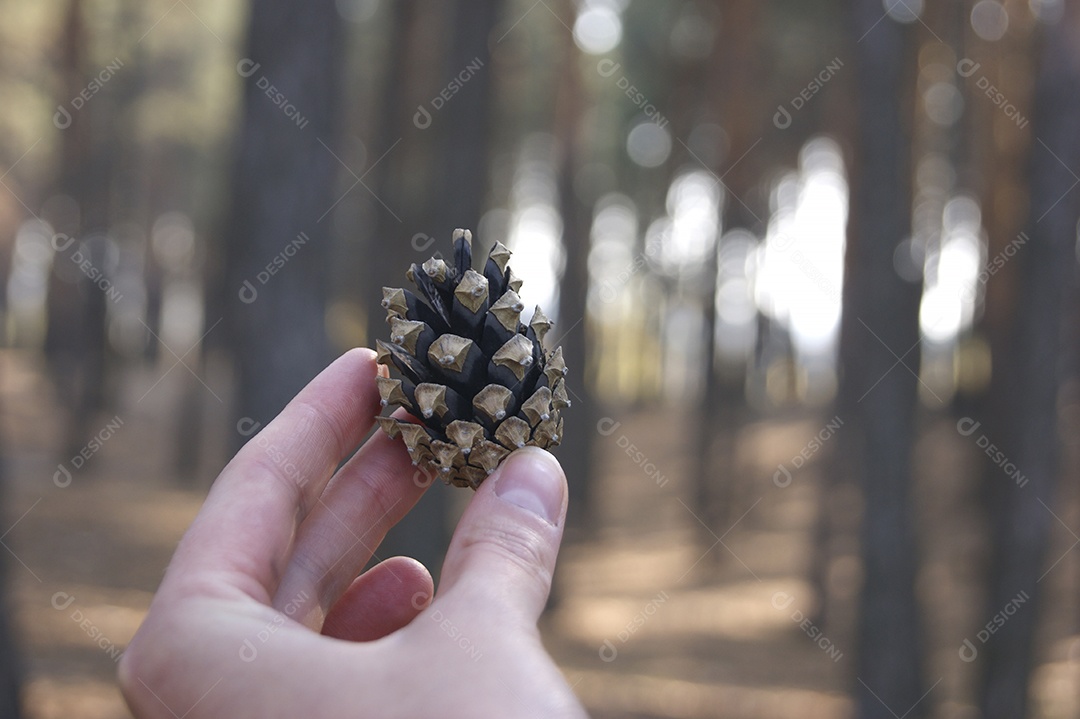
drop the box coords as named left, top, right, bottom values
left=119, top=349, right=588, bottom=719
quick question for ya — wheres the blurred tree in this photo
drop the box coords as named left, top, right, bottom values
left=978, top=6, right=1080, bottom=717
left=361, top=0, right=425, bottom=343
left=0, top=443, right=20, bottom=719
left=841, top=2, right=927, bottom=717
left=224, top=0, right=344, bottom=436
left=693, top=0, right=763, bottom=555
left=372, top=0, right=503, bottom=576
left=972, top=3, right=1034, bottom=373
left=553, top=0, right=594, bottom=528
left=432, top=0, right=501, bottom=231
left=44, top=0, right=110, bottom=460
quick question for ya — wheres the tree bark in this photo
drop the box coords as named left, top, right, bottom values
left=842, top=2, right=926, bottom=716
left=433, top=1, right=501, bottom=233
left=978, top=7, right=1080, bottom=717
left=45, top=0, right=112, bottom=459
left=693, top=0, right=762, bottom=557
left=372, top=0, right=503, bottom=577
left=361, top=0, right=425, bottom=344
left=225, top=0, right=345, bottom=436
left=553, top=3, right=595, bottom=529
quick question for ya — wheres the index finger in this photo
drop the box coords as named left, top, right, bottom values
left=162, top=348, right=387, bottom=603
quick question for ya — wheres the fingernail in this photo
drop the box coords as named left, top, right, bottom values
left=494, top=448, right=565, bottom=526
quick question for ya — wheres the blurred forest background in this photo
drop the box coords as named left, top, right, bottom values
left=0, top=0, right=1079, bottom=717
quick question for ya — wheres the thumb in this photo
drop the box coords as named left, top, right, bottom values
left=436, top=447, right=567, bottom=624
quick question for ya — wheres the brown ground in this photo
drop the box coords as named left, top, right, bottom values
left=3, top=349, right=1078, bottom=718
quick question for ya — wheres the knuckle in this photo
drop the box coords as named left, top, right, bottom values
left=117, top=621, right=176, bottom=718
left=291, top=400, right=350, bottom=464
left=458, top=520, right=554, bottom=590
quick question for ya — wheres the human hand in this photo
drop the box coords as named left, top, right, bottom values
left=119, top=349, right=588, bottom=718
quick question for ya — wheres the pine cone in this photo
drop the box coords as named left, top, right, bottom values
left=375, top=229, right=569, bottom=489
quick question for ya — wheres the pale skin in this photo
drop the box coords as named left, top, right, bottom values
left=118, top=348, right=589, bottom=719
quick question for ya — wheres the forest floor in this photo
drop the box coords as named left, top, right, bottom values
left=3, top=348, right=1079, bottom=719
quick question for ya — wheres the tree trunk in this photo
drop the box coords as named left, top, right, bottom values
left=372, top=0, right=502, bottom=578
left=693, top=0, right=761, bottom=557
left=225, top=0, right=344, bottom=437
left=433, top=1, right=501, bottom=232
left=0, top=426, right=20, bottom=719
left=842, top=2, right=926, bottom=716
left=361, top=0, right=425, bottom=344
left=978, top=8, right=1080, bottom=717
left=45, top=0, right=112, bottom=459
left=553, top=3, right=595, bottom=529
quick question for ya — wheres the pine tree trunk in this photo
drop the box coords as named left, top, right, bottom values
left=694, top=0, right=761, bottom=555
left=372, top=0, right=502, bottom=576
left=434, top=1, right=501, bottom=231
left=362, top=0, right=424, bottom=344
left=225, top=0, right=344, bottom=435
left=45, top=0, right=111, bottom=459
left=553, top=3, right=594, bottom=528
left=978, top=8, right=1080, bottom=717
left=843, top=2, right=926, bottom=716
left=0, top=428, right=19, bottom=719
